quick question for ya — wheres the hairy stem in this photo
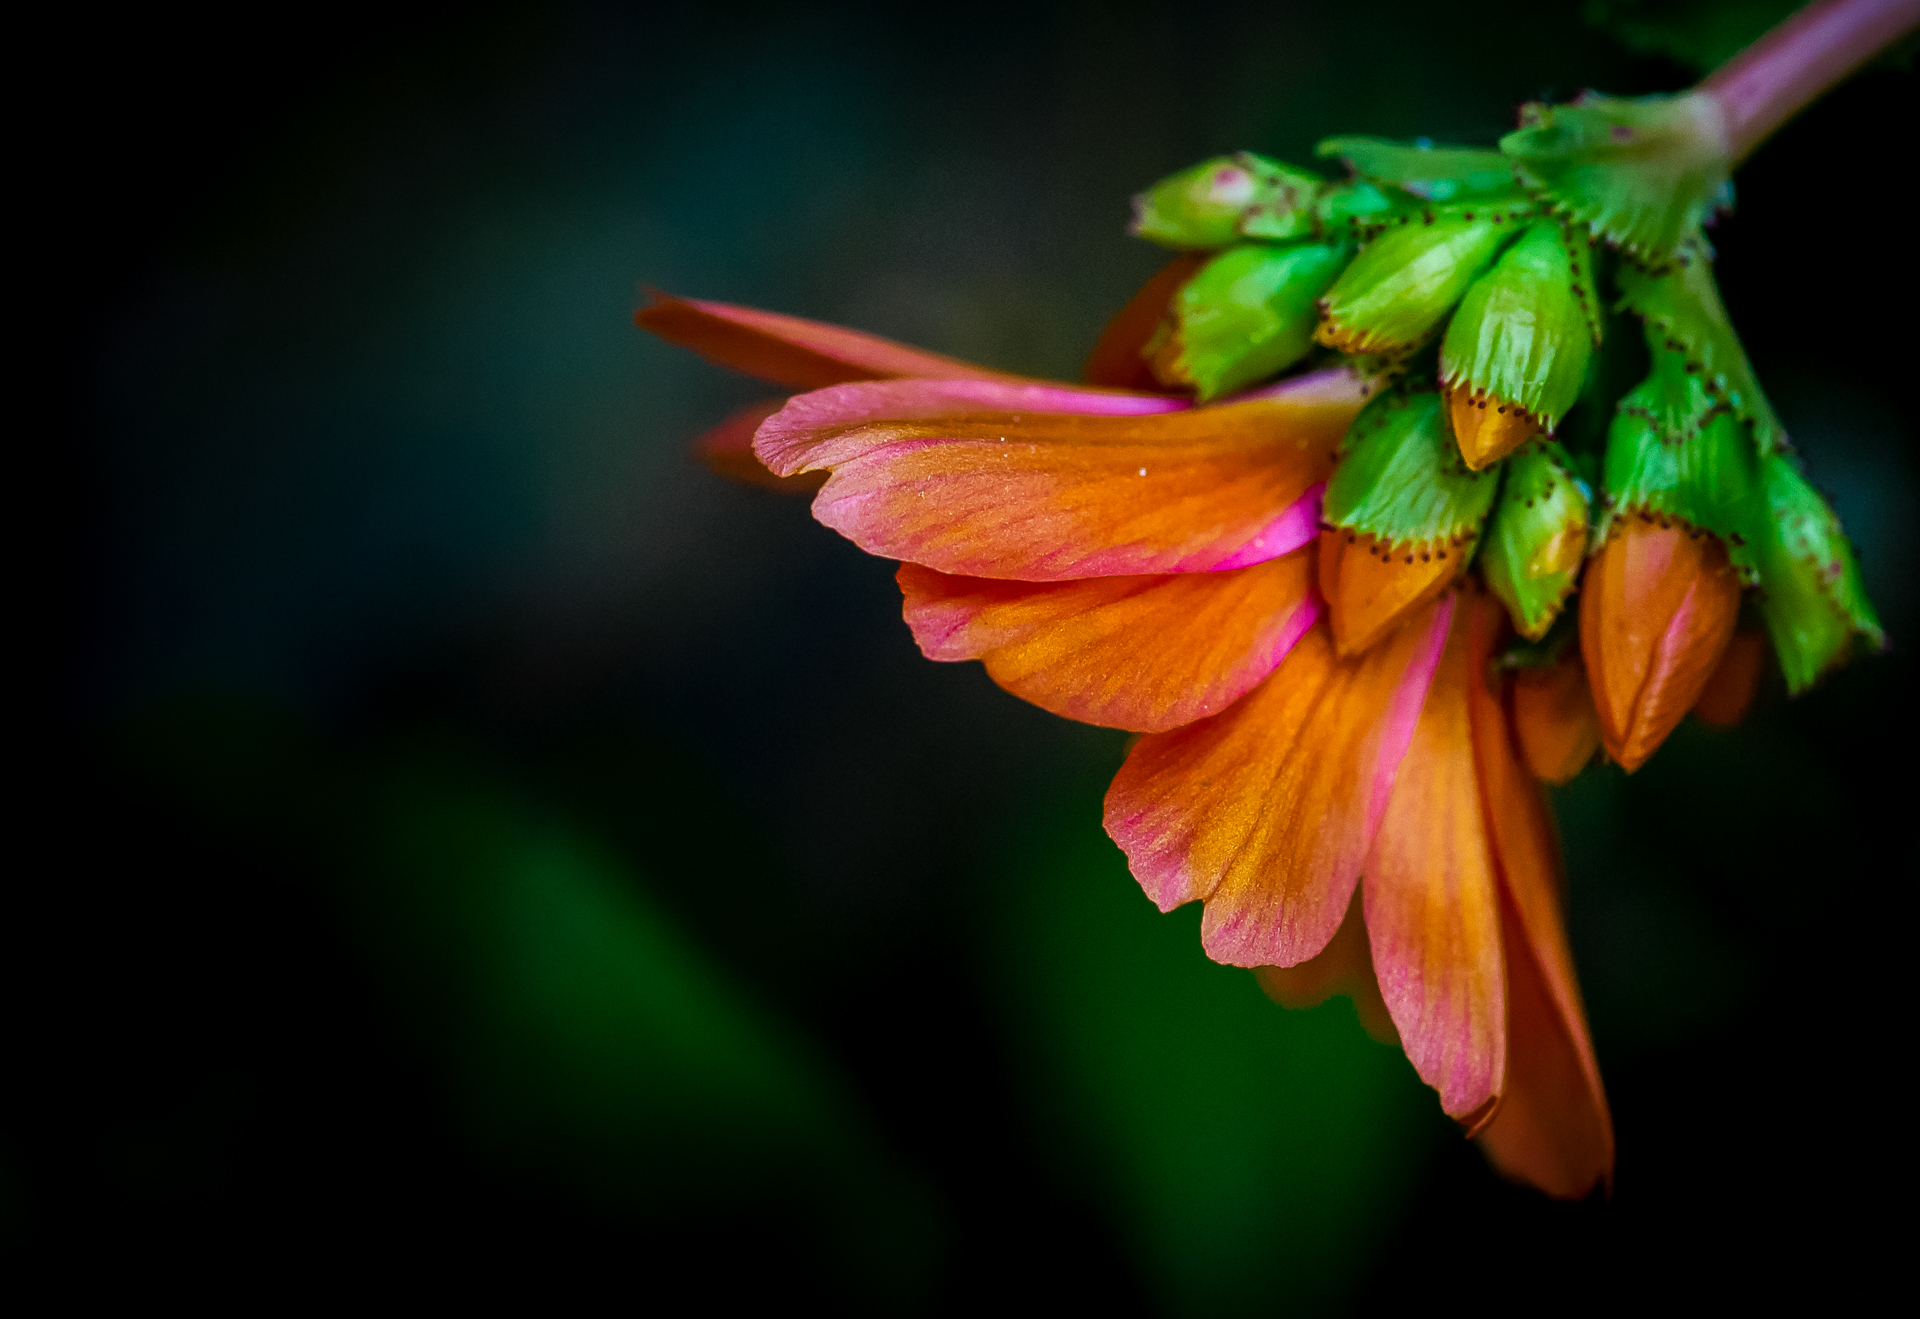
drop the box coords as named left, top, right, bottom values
left=1701, top=0, right=1920, bottom=163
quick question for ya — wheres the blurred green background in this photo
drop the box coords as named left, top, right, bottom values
left=17, top=0, right=1915, bottom=1308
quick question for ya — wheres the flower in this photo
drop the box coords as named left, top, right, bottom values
left=639, top=280, right=1613, bottom=1197
left=1580, top=516, right=1741, bottom=771
left=639, top=0, right=1911, bottom=1207
left=1510, top=643, right=1603, bottom=785
left=1110, top=586, right=1612, bottom=1195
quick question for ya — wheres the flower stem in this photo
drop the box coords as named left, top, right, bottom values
left=1700, top=0, right=1920, bottom=163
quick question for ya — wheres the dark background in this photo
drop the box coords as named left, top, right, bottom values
left=16, top=0, right=1915, bottom=1309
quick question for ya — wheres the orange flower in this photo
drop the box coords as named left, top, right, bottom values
left=642, top=289, right=1613, bottom=1197
left=1108, top=588, right=1610, bottom=1194
left=1511, top=645, right=1602, bottom=784
left=1580, top=517, right=1741, bottom=770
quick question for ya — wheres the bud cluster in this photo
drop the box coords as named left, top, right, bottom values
left=1126, top=91, right=1881, bottom=774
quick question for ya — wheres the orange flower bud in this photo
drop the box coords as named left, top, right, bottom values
left=1578, top=518, right=1740, bottom=771
left=1317, top=528, right=1463, bottom=658
left=1511, top=646, right=1601, bottom=784
left=1691, top=628, right=1767, bottom=728
left=1445, top=383, right=1542, bottom=471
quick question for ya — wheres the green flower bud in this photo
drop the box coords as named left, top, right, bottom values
left=1482, top=440, right=1591, bottom=640
left=1751, top=456, right=1884, bottom=693
left=1147, top=240, right=1353, bottom=401
left=1440, top=221, right=1599, bottom=467
left=1315, top=216, right=1514, bottom=357
left=1598, top=352, right=1766, bottom=584
left=1325, top=389, right=1502, bottom=551
left=1499, top=91, right=1731, bottom=267
left=1131, top=153, right=1323, bottom=251
left=1316, top=137, right=1522, bottom=202
left=1615, top=240, right=1785, bottom=454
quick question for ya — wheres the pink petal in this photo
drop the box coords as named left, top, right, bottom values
left=757, top=372, right=1367, bottom=581
left=898, top=553, right=1319, bottom=732
left=693, top=398, right=825, bottom=494
left=1467, top=595, right=1613, bottom=1195
left=1103, top=596, right=1453, bottom=968
left=1363, top=591, right=1506, bottom=1120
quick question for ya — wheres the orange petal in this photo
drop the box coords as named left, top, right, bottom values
left=1511, top=647, right=1601, bottom=784
left=1579, top=519, right=1741, bottom=770
left=1081, top=254, right=1209, bottom=391
left=1363, top=589, right=1506, bottom=1120
left=1692, top=628, right=1767, bottom=728
left=897, top=552, right=1318, bottom=732
left=636, top=291, right=1030, bottom=389
left=1255, top=886, right=1398, bottom=1045
left=693, top=398, right=827, bottom=494
left=1318, top=528, right=1465, bottom=658
left=1467, top=595, right=1614, bottom=1196
left=1475, top=901, right=1615, bottom=1198
left=1445, top=383, right=1540, bottom=471
left=1105, top=596, right=1453, bottom=968
left=760, top=372, right=1367, bottom=579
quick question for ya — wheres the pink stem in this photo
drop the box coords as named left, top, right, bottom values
left=1700, top=0, right=1920, bottom=163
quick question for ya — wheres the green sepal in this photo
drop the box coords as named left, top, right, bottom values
left=1236, top=204, right=1319, bottom=242
left=1752, top=455, right=1885, bottom=693
left=1307, top=179, right=1397, bottom=237
left=1150, top=240, right=1353, bottom=400
left=1312, top=182, right=1534, bottom=245
left=1614, top=243, right=1785, bottom=454
left=1568, top=224, right=1602, bottom=346
left=1613, top=343, right=1720, bottom=446
left=1315, top=137, right=1522, bottom=202
left=1325, top=389, right=1502, bottom=549
left=1440, top=221, right=1595, bottom=429
left=1243, top=178, right=1395, bottom=242
left=1598, top=373, right=1766, bottom=583
left=1315, top=216, right=1515, bottom=356
left=1131, top=153, right=1324, bottom=250
left=1482, top=439, right=1591, bottom=639
left=1499, top=91, right=1731, bottom=266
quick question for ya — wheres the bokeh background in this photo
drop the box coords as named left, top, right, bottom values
left=19, top=0, right=1916, bottom=1308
